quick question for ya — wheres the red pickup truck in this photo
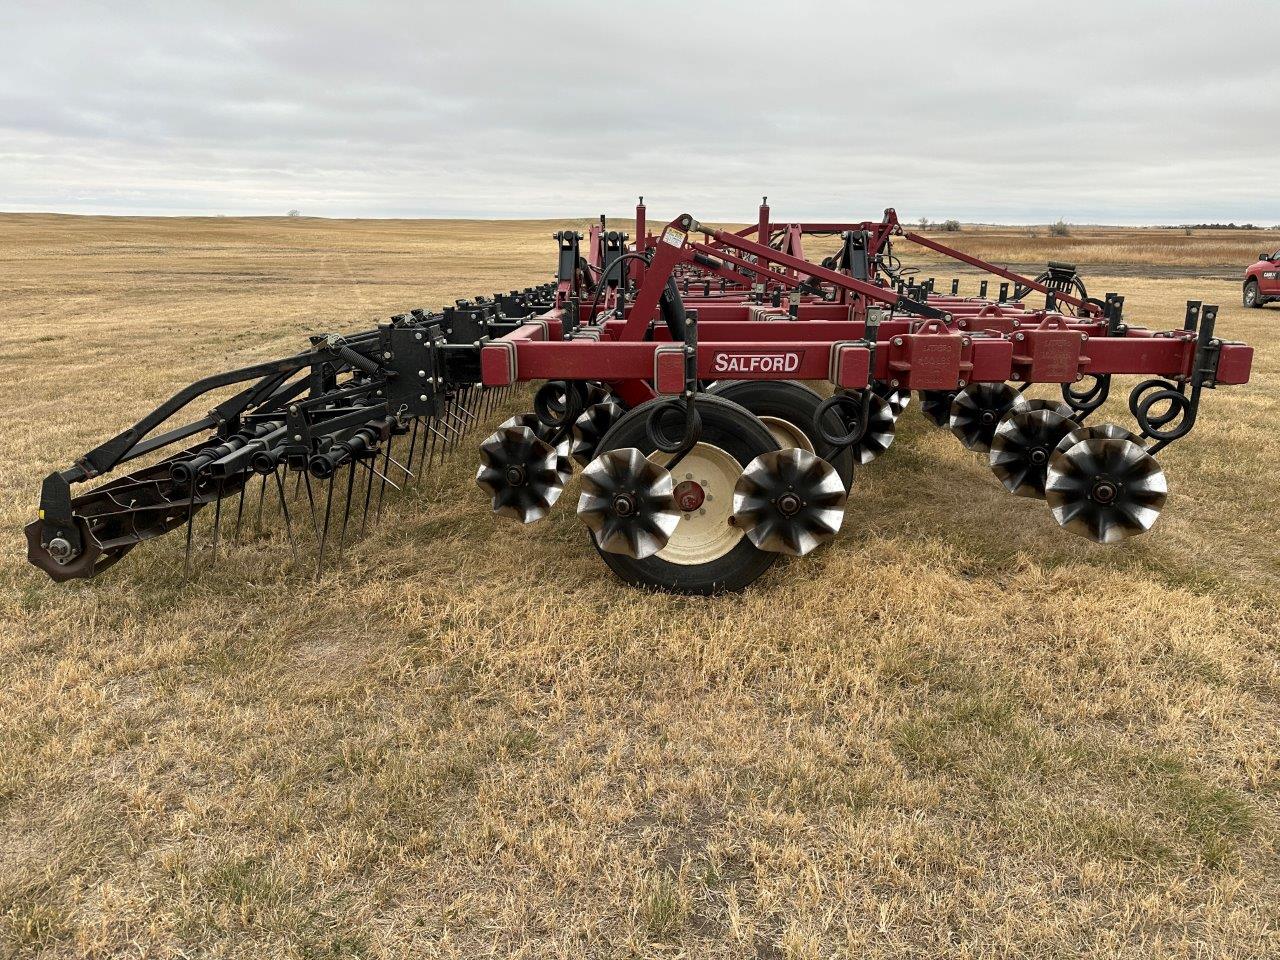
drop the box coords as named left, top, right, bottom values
left=1243, top=250, right=1280, bottom=307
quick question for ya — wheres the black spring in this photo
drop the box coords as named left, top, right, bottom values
left=1131, top=381, right=1195, bottom=444
left=534, top=380, right=588, bottom=430
left=645, top=398, right=702, bottom=454
left=1061, top=373, right=1111, bottom=416
left=813, top=392, right=867, bottom=449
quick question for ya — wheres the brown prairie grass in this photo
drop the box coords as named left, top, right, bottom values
left=0, top=215, right=1278, bottom=959
left=906, top=224, right=1280, bottom=270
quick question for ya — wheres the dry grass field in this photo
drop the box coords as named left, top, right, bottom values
left=1, top=214, right=1278, bottom=959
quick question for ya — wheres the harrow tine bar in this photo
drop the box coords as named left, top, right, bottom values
left=317, top=470, right=336, bottom=575
left=210, top=476, right=225, bottom=565
left=359, top=452, right=375, bottom=538
left=273, top=468, right=298, bottom=561
left=337, top=459, right=357, bottom=559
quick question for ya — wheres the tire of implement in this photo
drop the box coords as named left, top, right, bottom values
left=707, top=380, right=855, bottom=490
left=589, top=394, right=781, bottom=594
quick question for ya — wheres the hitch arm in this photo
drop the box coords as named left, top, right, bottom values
left=901, top=230, right=1102, bottom=317
left=696, top=225, right=946, bottom=319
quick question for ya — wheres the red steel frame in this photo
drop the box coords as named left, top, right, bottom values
left=481, top=204, right=1252, bottom=410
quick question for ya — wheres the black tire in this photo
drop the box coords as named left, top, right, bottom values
left=1243, top=281, right=1261, bottom=309
left=591, top=394, right=780, bottom=594
left=706, top=380, right=855, bottom=489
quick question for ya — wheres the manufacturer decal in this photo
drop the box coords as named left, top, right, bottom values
left=1264, top=271, right=1278, bottom=280
left=711, top=351, right=802, bottom=374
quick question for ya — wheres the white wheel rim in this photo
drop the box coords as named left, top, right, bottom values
left=652, top=442, right=744, bottom=565
left=759, top=416, right=815, bottom=454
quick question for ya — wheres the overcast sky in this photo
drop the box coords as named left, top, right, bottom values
left=2, top=1, right=1277, bottom=225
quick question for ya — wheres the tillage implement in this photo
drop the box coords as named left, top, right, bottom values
left=28, top=200, right=1254, bottom=593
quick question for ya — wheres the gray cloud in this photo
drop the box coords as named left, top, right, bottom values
left=2, top=0, right=1277, bottom=223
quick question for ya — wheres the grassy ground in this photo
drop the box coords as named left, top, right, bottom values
left=1, top=214, right=1277, bottom=959
left=900, top=223, right=1280, bottom=272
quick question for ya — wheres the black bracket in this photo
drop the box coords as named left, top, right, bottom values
left=555, top=230, right=581, bottom=289
left=385, top=323, right=447, bottom=418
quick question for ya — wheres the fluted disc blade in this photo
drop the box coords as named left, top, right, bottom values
left=949, top=383, right=1026, bottom=452
left=500, top=412, right=572, bottom=479
left=578, top=447, right=679, bottom=558
left=1046, top=438, right=1167, bottom=543
left=841, top=391, right=896, bottom=465
left=988, top=409, right=1080, bottom=498
left=918, top=390, right=956, bottom=428
left=1051, top=422, right=1141, bottom=465
left=1019, top=397, right=1077, bottom=419
left=873, top=383, right=911, bottom=418
left=584, top=382, right=612, bottom=407
left=476, top=425, right=564, bottom=523
left=571, top=400, right=624, bottom=466
left=732, top=448, right=847, bottom=556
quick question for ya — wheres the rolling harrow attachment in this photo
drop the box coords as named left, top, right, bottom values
left=29, top=199, right=1254, bottom=593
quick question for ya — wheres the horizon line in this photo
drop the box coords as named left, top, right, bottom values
left=4, top=210, right=1280, bottom=231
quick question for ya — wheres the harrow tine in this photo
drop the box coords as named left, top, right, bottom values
left=273, top=468, right=298, bottom=560
left=422, top=417, right=435, bottom=474
left=210, top=476, right=225, bottom=565
left=441, top=408, right=456, bottom=442
left=316, top=470, right=335, bottom=575
left=423, top=417, right=437, bottom=473
left=254, top=473, right=267, bottom=531
left=448, top=412, right=463, bottom=456
left=359, top=452, right=375, bottom=538
left=374, top=434, right=394, bottom=521
left=436, top=412, right=453, bottom=461
left=302, top=471, right=321, bottom=538
left=427, top=417, right=448, bottom=471
left=454, top=397, right=470, bottom=440
left=337, top=459, right=357, bottom=559
left=233, top=480, right=247, bottom=542
left=387, top=452, right=414, bottom=480
left=404, top=417, right=421, bottom=481
left=365, top=456, right=401, bottom=493
left=182, top=484, right=198, bottom=579
left=443, top=399, right=466, bottom=434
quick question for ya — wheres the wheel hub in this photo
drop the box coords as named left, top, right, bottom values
left=1090, top=479, right=1118, bottom=504
left=653, top=443, right=744, bottom=565
left=673, top=479, right=705, bottom=512
left=612, top=492, right=637, bottom=516
left=504, top=465, right=526, bottom=486
left=1029, top=447, right=1048, bottom=465
left=47, top=536, right=74, bottom=563
left=775, top=492, right=803, bottom=516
